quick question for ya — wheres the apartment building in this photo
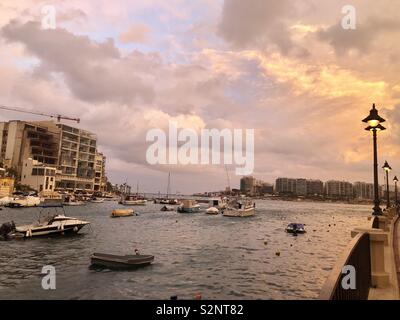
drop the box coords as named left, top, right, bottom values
left=275, top=178, right=297, bottom=194
left=325, top=180, right=354, bottom=198
left=21, top=158, right=57, bottom=194
left=0, top=120, right=106, bottom=192
left=240, top=176, right=256, bottom=194
left=306, top=179, right=324, bottom=196
left=94, top=152, right=107, bottom=192
left=0, top=120, right=60, bottom=175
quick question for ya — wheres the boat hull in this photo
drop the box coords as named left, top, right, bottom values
left=90, top=253, right=154, bottom=269
left=15, top=224, right=88, bottom=238
left=223, top=208, right=255, bottom=217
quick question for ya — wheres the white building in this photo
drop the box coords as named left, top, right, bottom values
left=21, top=158, right=57, bottom=194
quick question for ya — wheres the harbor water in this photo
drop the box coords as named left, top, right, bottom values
left=0, top=200, right=371, bottom=300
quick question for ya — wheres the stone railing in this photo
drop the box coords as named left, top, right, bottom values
left=319, top=208, right=399, bottom=300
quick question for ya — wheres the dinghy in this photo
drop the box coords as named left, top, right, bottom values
left=90, top=253, right=154, bottom=269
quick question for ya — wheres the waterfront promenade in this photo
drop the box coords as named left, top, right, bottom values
left=320, top=207, right=400, bottom=300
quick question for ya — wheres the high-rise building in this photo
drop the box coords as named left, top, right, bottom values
left=325, top=180, right=353, bottom=198
left=295, top=178, right=307, bottom=196
left=306, top=179, right=324, bottom=195
left=275, top=178, right=297, bottom=194
left=240, top=176, right=255, bottom=194
left=353, top=182, right=374, bottom=200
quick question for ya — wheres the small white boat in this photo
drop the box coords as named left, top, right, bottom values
left=5, top=195, right=41, bottom=208
left=223, top=198, right=255, bottom=217
left=206, top=207, right=219, bottom=215
left=63, top=195, right=85, bottom=206
left=119, top=195, right=147, bottom=206
left=1, top=205, right=90, bottom=239
left=177, top=199, right=201, bottom=213
left=90, top=198, right=105, bottom=203
left=208, top=198, right=227, bottom=210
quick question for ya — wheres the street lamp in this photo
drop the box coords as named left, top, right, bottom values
left=394, top=176, right=398, bottom=209
left=382, top=161, right=392, bottom=208
left=362, top=103, right=386, bottom=215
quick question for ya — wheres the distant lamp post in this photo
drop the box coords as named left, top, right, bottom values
left=382, top=161, right=392, bottom=208
left=394, top=176, right=398, bottom=208
left=363, top=103, right=386, bottom=215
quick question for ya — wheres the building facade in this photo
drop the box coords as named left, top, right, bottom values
left=94, top=152, right=107, bottom=192
left=325, top=180, right=354, bottom=198
left=306, top=179, right=324, bottom=195
left=21, top=158, right=57, bottom=194
left=275, top=178, right=297, bottom=194
left=240, top=176, right=255, bottom=194
left=0, top=120, right=106, bottom=192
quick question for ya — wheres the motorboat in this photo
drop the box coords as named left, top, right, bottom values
left=208, top=198, right=227, bottom=210
left=90, top=197, right=105, bottom=203
left=1, top=205, right=90, bottom=239
left=0, top=196, right=13, bottom=206
left=206, top=207, right=219, bottom=215
left=119, top=195, right=147, bottom=206
left=63, top=195, right=85, bottom=206
left=159, top=198, right=180, bottom=205
left=5, top=195, right=42, bottom=208
left=90, top=253, right=154, bottom=269
left=111, top=209, right=135, bottom=218
left=177, top=199, right=201, bottom=213
left=286, top=223, right=306, bottom=234
left=160, top=205, right=175, bottom=212
left=223, top=198, right=255, bottom=217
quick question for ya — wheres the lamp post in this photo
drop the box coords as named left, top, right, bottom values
left=362, top=103, right=386, bottom=216
left=393, top=176, right=398, bottom=209
left=382, top=161, right=392, bottom=208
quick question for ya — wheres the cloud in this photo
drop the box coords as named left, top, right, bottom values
left=317, top=17, right=400, bottom=56
left=1, top=20, right=155, bottom=104
left=218, top=0, right=299, bottom=55
left=119, top=24, right=151, bottom=44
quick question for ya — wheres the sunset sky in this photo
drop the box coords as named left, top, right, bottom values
left=0, top=0, right=399, bottom=193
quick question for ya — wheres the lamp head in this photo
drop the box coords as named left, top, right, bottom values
left=394, top=176, right=398, bottom=183
left=362, top=103, right=386, bottom=127
left=383, top=160, right=392, bottom=172
left=365, top=123, right=386, bottom=132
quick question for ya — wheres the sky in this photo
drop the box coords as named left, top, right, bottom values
left=0, top=0, right=399, bottom=193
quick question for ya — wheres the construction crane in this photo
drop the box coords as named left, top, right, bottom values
left=0, top=104, right=80, bottom=123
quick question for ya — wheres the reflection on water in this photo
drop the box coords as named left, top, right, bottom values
left=0, top=200, right=371, bottom=299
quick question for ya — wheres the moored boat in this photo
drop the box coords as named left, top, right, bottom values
left=177, top=199, right=201, bottom=213
left=1, top=205, right=90, bottom=239
left=5, top=195, right=42, bottom=208
left=111, top=209, right=135, bottom=218
left=223, top=198, right=255, bottom=217
left=206, top=207, right=219, bottom=215
left=286, top=223, right=306, bottom=234
left=90, top=253, right=154, bottom=269
left=119, top=195, right=147, bottom=206
left=90, top=197, right=105, bottom=203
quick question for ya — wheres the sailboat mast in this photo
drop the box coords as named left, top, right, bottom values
left=167, top=172, right=171, bottom=199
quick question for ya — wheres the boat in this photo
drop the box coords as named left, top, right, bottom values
left=208, top=198, right=227, bottom=210
left=1, top=205, right=90, bottom=239
left=156, top=172, right=180, bottom=205
left=286, top=223, right=306, bottom=234
left=160, top=205, right=175, bottom=212
left=206, top=207, right=219, bottom=215
left=0, top=196, right=13, bottom=206
left=223, top=198, right=255, bottom=217
left=63, top=195, right=85, bottom=206
left=177, top=199, right=201, bottom=213
left=5, top=195, right=42, bottom=208
left=111, top=209, right=135, bottom=218
left=90, top=197, right=105, bottom=203
left=90, top=252, right=154, bottom=269
left=119, top=195, right=147, bottom=206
